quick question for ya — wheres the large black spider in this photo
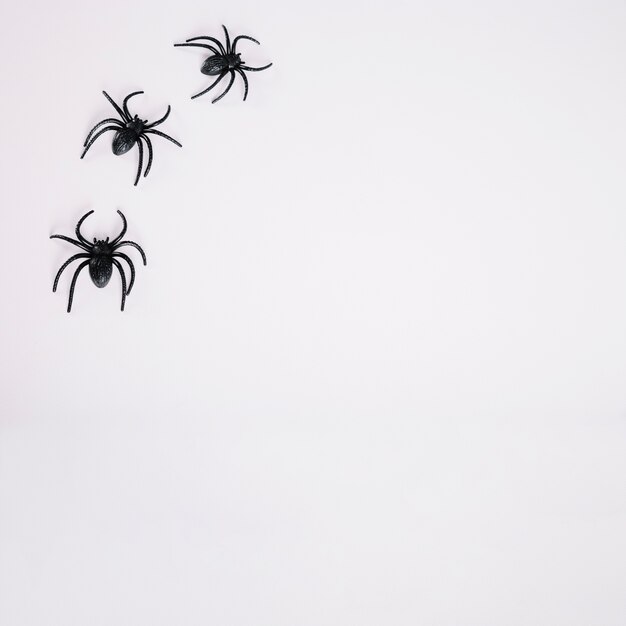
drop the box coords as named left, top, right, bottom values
left=174, top=25, right=272, bottom=102
left=81, top=91, right=182, bottom=186
left=50, top=210, right=146, bottom=312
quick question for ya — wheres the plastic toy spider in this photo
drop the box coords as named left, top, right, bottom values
left=174, top=25, right=272, bottom=102
left=50, top=210, right=147, bottom=312
left=81, top=91, right=182, bottom=186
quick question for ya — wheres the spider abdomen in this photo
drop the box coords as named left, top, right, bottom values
left=201, top=55, right=232, bottom=75
left=89, top=256, right=113, bottom=288
left=112, top=129, right=138, bottom=156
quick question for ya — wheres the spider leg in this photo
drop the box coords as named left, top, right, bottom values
left=142, top=135, right=154, bottom=177
left=240, top=63, right=273, bottom=72
left=145, top=105, right=171, bottom=129
left=112, top=252, right=136, bottom=294
left=185, top=36, right=225, bottom=54
left=190, top=72, right=226, bottom=100
left=235, top=68, right=249, bottom=101
left=113, top=241, right=147, bottom=265
left=50, top=234, right=91, bottom=252
left=102, top=91, right=129, bottom=122
left=53, top=253, right=90, bottom=292
left=75, top=210, right=95, bottom=245
left=111, top=259, right=127, bottom=311
left=81, top=126, right=120, bottom=158
left=134, top=139, right=144, bottom=186
left=66, top=259, right=90, bottom=312
left=83, top=119, right=123, bottom=146
left=174, top=42, right=219, bottom=54
left=144, top=128, right=182, bottom=148
left=222, top=25, right=231, bottom=53
left=232, top=35, right=260, bottom=53
left=111, top=210, right=127, bottom=245
left=123, top=90, right=144, bottom=120
left=212, top=70, right=236, bottom=103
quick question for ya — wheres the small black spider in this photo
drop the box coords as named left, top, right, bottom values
left=174, top=25, right=272, bottom=102
left=81, top=91, right=182, bottom=186
left=50, top=210, right=147, bottom=312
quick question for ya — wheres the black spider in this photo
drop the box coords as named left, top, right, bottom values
left=81, top=91, right=182, bottom=186
left=174, top=25, right=272, bottom=102
left=50, top=210, right=147, bottom=312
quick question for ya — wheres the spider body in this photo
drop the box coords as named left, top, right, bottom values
left=81, top=91, right=182, bottom=185
left=112, top=119, right=146, bottom=155
left=89, top=240, right=114, bottom=287
left=50, top=210, right=147, bottom=312
left=175, top=25, right=272, bottom=102
left=201, top=52, right=241, bottom=75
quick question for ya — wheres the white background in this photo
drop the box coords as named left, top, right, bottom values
left=1, top=0, right=626, bottom=624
